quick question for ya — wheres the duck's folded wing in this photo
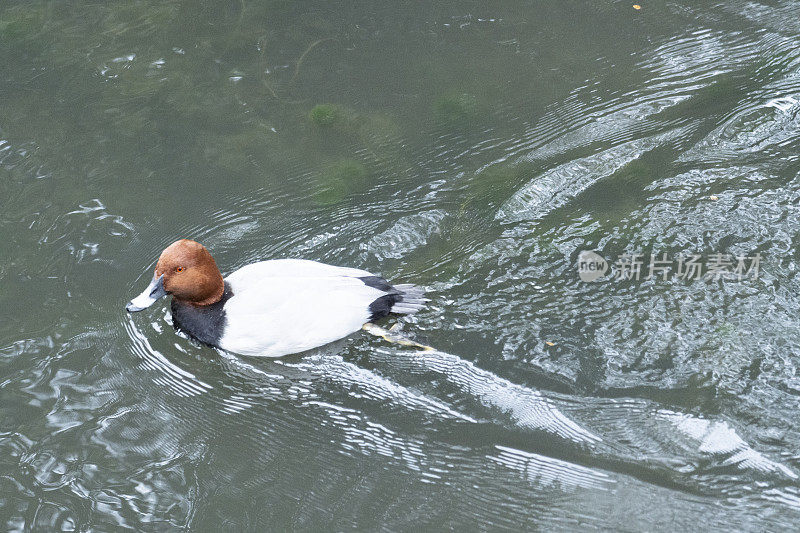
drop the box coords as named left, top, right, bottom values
left=218, top=275, right=386, bottom=357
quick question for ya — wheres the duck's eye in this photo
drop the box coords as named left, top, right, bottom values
left=176, top=266, right=184, bottom=273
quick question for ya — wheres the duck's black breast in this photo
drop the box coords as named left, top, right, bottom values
left=171, top=282, right=234, bottom=348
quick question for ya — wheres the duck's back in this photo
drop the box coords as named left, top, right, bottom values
left=225, top=259, right=374, bottom=285
left=217, top=259, right=421, bottom=357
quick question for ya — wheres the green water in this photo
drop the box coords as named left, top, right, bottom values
left=3, top=0, right=800, bottom=530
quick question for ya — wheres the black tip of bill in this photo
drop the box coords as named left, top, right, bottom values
left=126, top=274, right=166, bottom=313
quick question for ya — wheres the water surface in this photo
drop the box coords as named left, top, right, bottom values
left=3, top=1, right=800, bottom=530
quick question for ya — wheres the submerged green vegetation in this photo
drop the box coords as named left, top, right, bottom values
left=0, top=1, right=412, bottom=197
left=315, top=158, right=369, bottom=205
left=309, top=103, right=340, bottom=127
left=433, top=92, right=482, bottom=127
left=0, top=0, right=556, bottom=210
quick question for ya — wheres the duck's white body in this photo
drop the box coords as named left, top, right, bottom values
left=219, top=260, right=416, bottom=357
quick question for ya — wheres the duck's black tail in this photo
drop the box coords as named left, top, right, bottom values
left=361, top=276, right=428, bottom=321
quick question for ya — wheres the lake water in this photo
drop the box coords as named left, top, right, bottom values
left=3, top=1, right=800, bottom=530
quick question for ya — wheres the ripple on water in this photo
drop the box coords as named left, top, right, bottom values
left=360, top=209, right=448, bottom=260
left=496, top=126, right=692, bottom=223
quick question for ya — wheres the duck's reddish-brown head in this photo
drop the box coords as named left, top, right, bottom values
left=126, top=239, right=224, bottom=312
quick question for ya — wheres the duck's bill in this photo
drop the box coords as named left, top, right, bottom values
left=126, top=275, right=166, bottom=312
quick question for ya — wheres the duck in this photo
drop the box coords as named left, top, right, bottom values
left=126, top=239, right=426, bottom=357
